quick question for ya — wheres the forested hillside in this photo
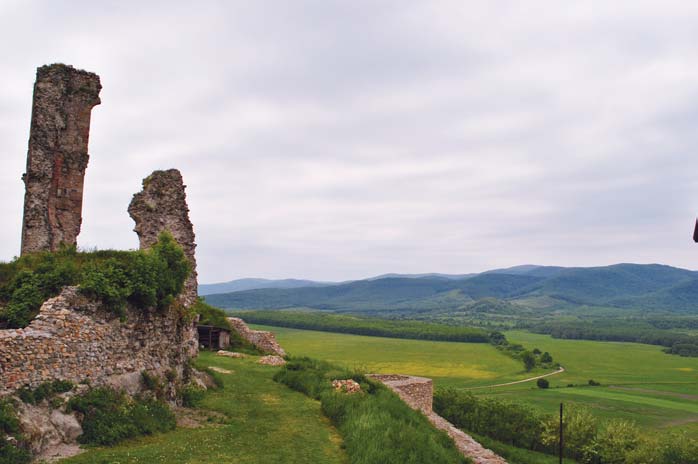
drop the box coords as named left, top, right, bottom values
left=204, top=263, right=698, bottom=315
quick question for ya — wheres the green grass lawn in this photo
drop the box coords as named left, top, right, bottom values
left=255, top=324, right=535, bottom=388
left=62, top=352, right=348, bottom=464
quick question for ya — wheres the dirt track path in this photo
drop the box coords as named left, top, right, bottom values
left=468, top=366, right=565, bottom=389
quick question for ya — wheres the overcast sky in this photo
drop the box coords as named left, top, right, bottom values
left=2, top=1, right=698, bottom=283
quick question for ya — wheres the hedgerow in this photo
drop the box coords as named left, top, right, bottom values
left=434, top=388, right=698, bottom=464
left=0, top=232, right=189, bottom=328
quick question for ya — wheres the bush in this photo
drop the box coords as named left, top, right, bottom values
left=275, top=357, right=468, bottom=464
left=0, top=399, right=31, bottom=464
left=181, top=386, right=205, bottom=407
left=536, top=378, right=549, bottom=389
left=16, top=380, right=74, bottom=405
left=586, top=419, right=641, bottom=464
left=588, top=379, right=601, bottom=386
left=0, top=233, right=190, bottom=329
left=68, top=388, right=175, bottom=445
left=541, top=406, right=597, bottom=460
left=434, top=388, right=544, bottom=450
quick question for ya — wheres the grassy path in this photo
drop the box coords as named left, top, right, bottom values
left=62, top=352, right=348, bottom=464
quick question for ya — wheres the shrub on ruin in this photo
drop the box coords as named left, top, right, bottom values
left=67, top=387, right=175, bottom=446
left=16, top=380, right=74, bottom=405
left=193, top=299, right=231, bottom=330
left=0, top=233, right=190, bottom=328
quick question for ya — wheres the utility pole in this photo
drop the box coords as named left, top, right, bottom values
left=559, top=402, right=564, bottom=464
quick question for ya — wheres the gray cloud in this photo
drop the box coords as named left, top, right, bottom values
left=1, top=0, right=698, bottom=282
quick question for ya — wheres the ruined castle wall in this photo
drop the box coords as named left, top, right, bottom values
left=368, top=374, right=507, bottom=463
left=0, top=287, right=192, bottom=395
left=129, top=169, right=199, bottom=307
left=227, top=317, right=286, bottom=356
left=368, top=374, right=433, bottom=413
left=21, top=64, right=101, bottom=255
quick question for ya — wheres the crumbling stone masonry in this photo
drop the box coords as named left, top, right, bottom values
left=0, top=287, right=193, bottom=395
left=1, top=64, right=199, bottom=398
left=368, top=374, right=507, bottom=464
left=367, top=374, right=433, bottom=412
left=21, top=64, right=101, bottom=255
left=227, top=317, right=286, bottom=356
left=129, top=169, right=199, bottom=307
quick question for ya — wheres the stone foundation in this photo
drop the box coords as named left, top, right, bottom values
left=227, top=317, right=286, bottom=356
left=0, top=287, right=195, bottom=395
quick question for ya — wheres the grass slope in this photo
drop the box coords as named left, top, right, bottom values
left=63, top=352, right=347, bottom=464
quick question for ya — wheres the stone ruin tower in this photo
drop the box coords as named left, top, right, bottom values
left=20, top=64, right=102, bottom=255
left=129, top=170, right=199, bottom=307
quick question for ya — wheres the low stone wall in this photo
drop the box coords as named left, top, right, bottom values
left=369, top=373, right=507, bottom=464
left=367, top=374, right=433, bottom=413
left=0, top=287, right=196, bottom=395
left=227, top=317, right=286, bottom=356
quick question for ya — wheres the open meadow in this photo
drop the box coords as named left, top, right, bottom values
left=253, top=324, right=536, bottom=388
left=495, top=331, right=698, bottom=437
left=258, top=324, right=698, bottom=439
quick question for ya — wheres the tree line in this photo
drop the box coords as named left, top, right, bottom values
left=232, top=310, right=492, bottom=343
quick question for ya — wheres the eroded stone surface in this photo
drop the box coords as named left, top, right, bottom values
left=227, top=317, right=286, bottom=356
left=258, top=355, right=286, bottom=366
left=368, top=374, right=433, bottom=413
left=0, top=287, right=194, bottom=395
left=21, top=64, right=101, bottom=255
left=427, top=412, right=508, bottom=464
left=128, top=169, right=198, bottom=307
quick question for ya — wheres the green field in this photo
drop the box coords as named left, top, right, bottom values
left=255, top=324, right=539, bottom=388
left=259, top=324, right=698, bottom=438
left=63, top=352, right=347, bottom=464
left=486, top=331, right=698, bottom=436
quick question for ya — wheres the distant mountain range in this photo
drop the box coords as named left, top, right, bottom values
left=198, top=278, right=332, bottom=295
left=202, top=264, right=698, bottom=314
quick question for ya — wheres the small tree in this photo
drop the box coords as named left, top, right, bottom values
left=532, top=348, right=542, bottom=355
left=521, top=351, right=536, bottom=371
left=541, top=352, right=553, bottom=363
left=537, top=378, right=549, bottom=389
